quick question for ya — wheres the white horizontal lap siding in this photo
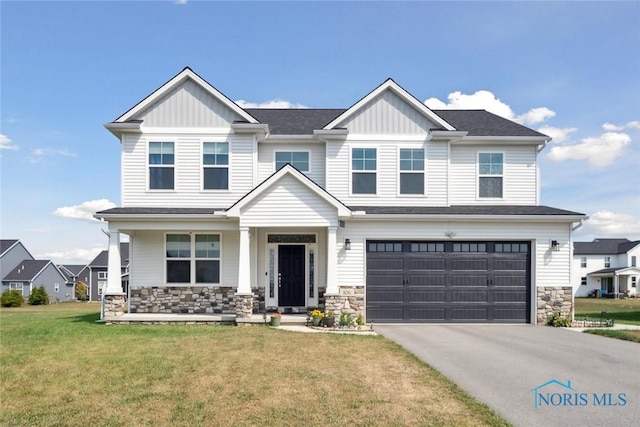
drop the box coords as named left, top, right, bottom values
left=257, top=142, right=326, bottom=187
left=240, top=175, right=336, bottom=227
left=339, top=90, right=435, bottom=134
left=121, top=134, right=254, bottom=207
left=325, top=142, right=349, bottom=198
left=135, top=79, right=240, bottom=127
left=449, top=145, right=537, bottom=205
left=222, top=230, right=239, bottom=286
left=337, top=220, right=572, bottom=288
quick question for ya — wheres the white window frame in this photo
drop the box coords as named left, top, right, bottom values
left=397, top=147, right=426, bottom=196
left=581, top=276, right=587, bottom=286
left=477, top=151, right=504, bottom=199
left=9, top=282, right=23, bottom=292
left=97, top=281, right=106, bottom=295
left=147, top=141, right=175, bottom=191
left=165, top=233, right=222, bottom=285
left=632, top=256, right=637, bottom=267
left=580, top=257, right=587, bottom=268
left=350, top=146, right=378, bottom=196
left=604, top=256, right=611, bottom=268
left=202, top=141, right=231, bottom=192
left=274, top=150, right=310, bottom=173
left=632, top=277, right=637, bottom=288
left=54, top=283, right=59, bottom=292
left=98, top=271, right=107, bottom=280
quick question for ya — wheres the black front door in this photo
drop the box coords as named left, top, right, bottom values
left=278, top=245, right=305, bottom=306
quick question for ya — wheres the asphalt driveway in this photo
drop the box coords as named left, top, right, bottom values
left=375, top=325, right=638, bottom=427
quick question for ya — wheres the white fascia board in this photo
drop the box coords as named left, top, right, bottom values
left=450, top=136, right=549, bottom=145
left=348, top=214, right=586, bottom=223
left=104, top=220, right=239, bottom=232
left=324, top=79, right=455, bottom=131
left=104, top=121, right=143, bottom=138
left=0, top=240, right=20, bottom=258
left=429, top=130, right=468, bottom=141
left=114, top=68, right=258, bottom=124
left=94, top=213, right=228, bottom=221
left=345, top=134, right=431, bottom=142
left=140, top=127, right=233, bottom=136
left=263, top=135, right=318, bottom=143
left=313, top=129, right=349, bottom=141
left=230, top=123, right=269, bottom=134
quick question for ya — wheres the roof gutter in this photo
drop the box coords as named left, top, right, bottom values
left=348, top=214, right=587, bottom=222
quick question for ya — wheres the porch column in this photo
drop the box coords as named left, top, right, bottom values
left=105, top=231, right=122, bottom=294
left=614, top=273, right=619, bottom=298
left=235, top=226, right=253, bottom=318
left=326, top=226, right=339, bottom=295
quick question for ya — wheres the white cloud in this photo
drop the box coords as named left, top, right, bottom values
left=424, top=90, right=555, bottom=125
left=0, top=134, right=18, bottom=150
left=602, top=121, right=640, bottom=132
left=235, top=99, right=308, bottom=109
left=174, top=0, right=188, bottom=4
left=38, top=247, right=104, bottom=264
left=546, top=132, right=631, bottom=168
left=29, top=147, right=77, bottom=163
left=53, top=199, right=116, bottom=222
left=537, top=126, right=577, bottom=143
left=580, top=210, right=640, bottom=237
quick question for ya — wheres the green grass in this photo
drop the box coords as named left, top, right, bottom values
left=574, top=297, right=640, bottom=325
left=583, top=329, right=640, bottom=343
left=0, top=303, right=509, bottom=427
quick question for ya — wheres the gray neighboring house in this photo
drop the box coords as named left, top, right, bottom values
left=1, top=239, right=34, bottom=279
left=87, top=243, right=129, bottom=301
left=58, top=264, right=90, bottom=299
left=2, top=259, right=70, bottom=301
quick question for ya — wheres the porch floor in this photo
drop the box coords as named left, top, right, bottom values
left=102, top=313, right=310, bottom=325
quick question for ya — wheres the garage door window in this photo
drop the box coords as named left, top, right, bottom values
left=453, top=243, right=487, bottom=252
left=495, top=243, right=528, bottom=253
left=368, top=242, right=402, bottom=252
left=411, top=242, right=444, bottom=252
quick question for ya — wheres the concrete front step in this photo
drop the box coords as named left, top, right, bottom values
left=102, top=313, right=309, bottom=325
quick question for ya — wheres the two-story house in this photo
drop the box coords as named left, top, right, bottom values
left=96, top=68, right=585, bottom=324
left=86, top=243, right=129, bottom=301
left=572, top=238, right=640, bottom=297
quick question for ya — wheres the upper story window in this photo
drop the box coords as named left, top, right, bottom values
left=98, top=271, right=107, bottom=280
left=604, top=256, right=611, bottom=268
left=149, top=141, right=174, bottom=190
left=632, top=256, right=637, bottom=267
left=203, top=142, right=229, bottom=190
left=580, top=257, right=587, bottom=268
left=166, top=234, right=220, bottom=284
left=581, top=277, right=587, bottom=286
left=478, top=152, right=503, bottom=198
left=275, top=151, right=309, bottom=172
left=399, top=148, right=425, bottom=195
left=352, top=148, right=376, bottom=195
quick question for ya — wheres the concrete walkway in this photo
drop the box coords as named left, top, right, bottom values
left=376, top=325, right=639, bottom=427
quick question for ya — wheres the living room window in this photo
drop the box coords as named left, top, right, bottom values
left=399, top=148, right=425, bottom=195
left=275, top=151, right=309, bottom=172
left=203, top=142, right=229, bottom=190
left=166, top=234, right=220, bottom=284
left=352, top=148, right=376, bottom=194
left=149, top=141, right=175, bottom=190
left=478, top=152, right=503, bottom=198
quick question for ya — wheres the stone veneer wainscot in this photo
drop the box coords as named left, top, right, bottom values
left=537, top=286, right=573, bottom=324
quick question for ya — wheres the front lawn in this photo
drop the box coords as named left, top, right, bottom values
left=583, top=329, right=640, bottom=343
left=574, top=297, right=640, bottom=325
left=0, top=303, right=508, bottom=426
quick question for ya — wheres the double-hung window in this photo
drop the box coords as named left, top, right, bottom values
left=9, top=282, right=23, bottom=292
left=632, top=256, right=637, bottom=267
left=604, top=256, right=611, bottom=268
left=149, top=141, right=175, bottom=190
left=580, top=257, right=587, bottom=268
left=352, top=148, right=376, bottom=194
left=203, top=142, right=229, bottom=190
left=399, top=148, right=425, bottom=195
left=275, top=151, right=309, bottom=172
left=478, top=152, right=503, bottom=198
left=166, top=234, right=220, bottom=284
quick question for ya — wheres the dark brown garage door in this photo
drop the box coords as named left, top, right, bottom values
left=366, top=241, right=531, bottom=323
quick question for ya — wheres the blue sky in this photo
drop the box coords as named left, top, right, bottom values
left=2, top=1, right=639, bottom=264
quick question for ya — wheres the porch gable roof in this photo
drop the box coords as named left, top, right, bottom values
left=588, top=266, right=640, bottom=276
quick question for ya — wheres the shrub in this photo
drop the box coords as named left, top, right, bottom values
left=1, top=290, right=25, bottom=307
left=339, top=311, right=355, bottom=327
left=29, top=286, right=50, bottom=305
left=356, top=313, right=364, bottom=326
left=546, top=312, right=572, bottom=327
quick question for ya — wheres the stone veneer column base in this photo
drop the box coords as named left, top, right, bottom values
left=324, top=286, right=365, bottom=321
left=536, top=286, right=573, bottom=325
left=234, top=293, right=254, bottom=318
left=103, top=293, right=126, bottom=318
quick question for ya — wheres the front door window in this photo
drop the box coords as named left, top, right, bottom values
left=278, top=245, right=305, bottom=306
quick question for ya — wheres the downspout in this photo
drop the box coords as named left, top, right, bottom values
left=572, top=218, right=586, bottom=231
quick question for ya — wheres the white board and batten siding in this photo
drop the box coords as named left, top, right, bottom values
left=239, top=175, right=338, bottom=227
left=337, top=220, right=572, bottom=288
left=121, top=133, right=255, bottom=207
left=449, top=145, right=538, bottom=205
left=257, top=142, right=326, bottom=187
left=131, top=230, right=241, bottom=287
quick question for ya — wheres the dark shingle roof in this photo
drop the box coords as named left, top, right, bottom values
left=433, top=110, right=548, bottom=137
left=0, top=239, right=19, bottom=256
left=3, top=260, right=50, bottom=281
left=574, top=238, right=639, bottom=255
left=244, top=109, right=345, bottom=135
left=58, top=265, right=87, bottom=281
left=97, top=207, right=223, bottom=215
left=89, top=243, right=130, bottom=268
left=348, top=205, right=584, bottom=216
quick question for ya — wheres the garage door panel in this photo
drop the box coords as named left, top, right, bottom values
left=408, top=308, right=447, bottom=321
left=367, top=307, right=404, bottom=322
left=408, top=274, right=446, bottom=286
left=494, top=258, right=527, bottom=271
left=449, top=258, right=489, bottom=271
left=367, top=273, right=404, bottom=287
left=493, top=308, right=527, bottom=321
left=406, top=258, right=445, bottom=270
left=493, top=274, right=527, bottom=287
left=367, top=258, right=403, bottom=270
left=451, top=274, right=488, bottom=286
left=367, top=290, right=403, bottom=303
left=409, top=289, right=445, bottom=302
left=452, top=308, right=488, bottom=321
left=493, top=290, right=526, bottom=303
left=452, top=290, right=488, bottom=303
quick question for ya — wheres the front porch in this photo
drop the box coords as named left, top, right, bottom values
left=101, top=311, right=310, bottom=325
left=588, top=267, right=640, bottom=298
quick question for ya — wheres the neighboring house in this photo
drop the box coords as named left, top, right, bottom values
left=86, top=243, right=129, bottom=301
left=1, top=259, right=70, bottom=301
left=1, top=239, right=34, bottom=279
left=96, top=67, right=585, bottom=324
left=58, top=264, right=90, bottom=299
left=572, top=238, right=640, bottom=297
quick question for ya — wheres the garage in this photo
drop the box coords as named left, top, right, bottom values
left=366, top=241, right=531, bottom=323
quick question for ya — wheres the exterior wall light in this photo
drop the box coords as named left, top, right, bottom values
left=551, top=240, right=560, bottom=251
left=344, top=238, right=351, bottom=250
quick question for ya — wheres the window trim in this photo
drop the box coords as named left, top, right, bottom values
left=350, top=146, right=378, bottom=196
left=581, top=276, right=587, bottom=286
left=148, top=141, right=175, bottom=191
left=9, top=282, right=23, bottom=292
left=98, top=271, right=107, bottom=280
left=632, top=256, right=637, bottom=267
left=580, top=257, right=587, bottom=268
left=165, top=233, right=222, bottom=285
left=477, top=151, right=504, bottom=199
left=274, top=150, right=311, bottom=173
left=201, top=140, right=231, bottom=192
left=604, top=256, right=611, bottom=268
left=397, top=147, right=426, bottom=196
left=54, top=283, right=59, bottom=293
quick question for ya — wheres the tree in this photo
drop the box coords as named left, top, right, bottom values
left=1, top=290, right=24, bottom=307
left=29, top=286, right=49, bottom=305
